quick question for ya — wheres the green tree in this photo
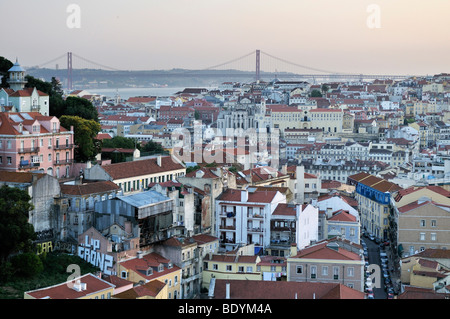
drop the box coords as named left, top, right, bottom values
left=25, top=75, right=53, bottom=95
left=101, top=136, right=138, bottom=163
left=60, top=115, right=101, bottom=163
left=141, top=140, right=166, bottom=155
left=11, top=252, right=44, bottom=278
left=64, top=96, right=99, bottom=122
left=102, top=136, right=137, bottom=149
left=0, top=186, right=35, bottom=265
left=0, top=57, right=13, bottom=88
left=310, top=90, right=322, bottom=98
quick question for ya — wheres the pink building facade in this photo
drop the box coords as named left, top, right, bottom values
left=0, top=112, right=75, bottom=178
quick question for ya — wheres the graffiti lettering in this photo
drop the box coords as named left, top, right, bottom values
left=78, top=235, right=115, bottom=275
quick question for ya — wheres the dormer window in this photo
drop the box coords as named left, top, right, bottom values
left=158, top=264, right=164, bottom=272
left=32, top=125, right=39, bottom=133
left=167, top=262, right=173, bottom=269
left=146, top=268, right=153, bottom=276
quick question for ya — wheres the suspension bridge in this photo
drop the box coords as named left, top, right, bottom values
left=31, top=50, right=414, bottom=90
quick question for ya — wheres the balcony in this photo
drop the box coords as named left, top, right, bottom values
left=31, top=105, right=40, bottom=112
left=54, top=144, right=73, bottom=150
left=18, top=147, right=40, bottom=154
left=18, top=161, right=40, bottom=170
left=54, top=159, right=74, bottom=165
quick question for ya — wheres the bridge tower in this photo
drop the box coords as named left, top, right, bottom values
left=67, top=52, right=73, bottom=91
left=255, top=49, right=260, bottom=82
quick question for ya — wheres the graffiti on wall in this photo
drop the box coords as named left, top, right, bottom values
left=78, top=235, right=115, bottom=275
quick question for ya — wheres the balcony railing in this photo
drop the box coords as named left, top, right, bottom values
left=54, top=159, right=74, bottom=165
left=18, top=147, right=40, bottom=154
left=54, top=144, right=73, bottom=150
left=18, top=162, right=40, bottom=170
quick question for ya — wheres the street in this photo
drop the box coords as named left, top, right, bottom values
left=362, top=236, right=389, bottom=299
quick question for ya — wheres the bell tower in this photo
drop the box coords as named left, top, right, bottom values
left=7, top=58, right=27, bottom=91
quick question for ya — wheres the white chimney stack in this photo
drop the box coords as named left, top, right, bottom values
left=157, top=155, right=162, bottom=167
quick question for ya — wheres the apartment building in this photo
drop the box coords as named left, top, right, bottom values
left=215, top=188, right=286, bottom=251
left=117, top=252, right=182, bottom=299
left=309, top=108, right=343, bottom=134
left=84, top=155, right=186, bottom=194
left=348, top=172, right=402, bottom=241
left=395, top=199, right=450, bottom=257
left=302, top=158, right=389, bottom=184
left=0, top=112, right=75, bottom=178
left=202, top=250, right=262, bottom=289
left=287, top=240, right=365, bottom=292
left=154, top=236, right=201, bottom=299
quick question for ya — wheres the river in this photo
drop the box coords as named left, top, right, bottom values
left=87, top=86, right=217, bottom=99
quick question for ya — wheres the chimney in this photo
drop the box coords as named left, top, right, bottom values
left=241, top=189, right=248, bottom=202
left=290, top=243, right=297, bottom=257
left=326, top=207, right=333, bottom=219
left=157, top=155, right=162, bottom=167
left=225, top=282, right=230, bottom=299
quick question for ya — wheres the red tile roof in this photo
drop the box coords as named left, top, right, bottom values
left=192, top=234, right=219, bottom=245
left=293, top=241, right=361, bottom=261
left=100, top=156, right=184, bottom=180
left=60, top=180, right=120, bottom=196
left=119, top=252, right=181, bottom=281
left=25, top=273, right=114, bottom=299
left=272, top=203, right=296, bottom=216
left=212, top=279, right=364, bottom=299
left=329, top=210, right=357, bottom=222
left=217, top=188, right=279, bottom=203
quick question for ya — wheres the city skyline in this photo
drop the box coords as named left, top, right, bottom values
left=1, top=0, right=450, bottom=75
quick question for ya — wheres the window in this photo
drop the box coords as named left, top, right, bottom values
left=310, top=266, right=317, bottom=279
left=431, top=233, right=437, bottom=241
left=322, top=266, right=328, bottom=276
left=420, top=233, right=426, bottom=241
left=431, top=220, right=437, bottom=227
left=7, top=157, right=11, bottom=165
left=420, top=220, right=426, bottom=227
left=296, top=265, right=303, bottom=274
left=226, top=265, right=232, bottom=272
left=333, top=267, right=339, bottom=280
left=213, top=264, right=218, bottom=270
left=238, top=266, right=244, bottom=273
left=347, top=267, right=354, bottom=277
left=246, top=266, right=253, bottom=273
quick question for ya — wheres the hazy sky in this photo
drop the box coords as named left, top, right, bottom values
left=1, top=0, right=450, bottom=75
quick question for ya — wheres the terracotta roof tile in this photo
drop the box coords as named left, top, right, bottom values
left=212, top=279, right=364, bottom=299
left=60, top=181, right=120, bottom=196
left=101, top=156, right=184, bottom=180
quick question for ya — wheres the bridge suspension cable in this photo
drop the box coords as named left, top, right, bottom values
left=71, top=53, right=124, bottom=71
left=260, top=50, right=357, bottom=75
left=201, top=50, right=255, bottom=70
left=37, top=53, right=67, bottom=68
